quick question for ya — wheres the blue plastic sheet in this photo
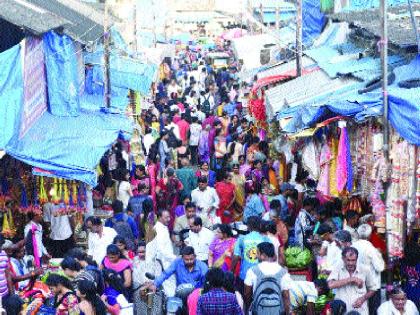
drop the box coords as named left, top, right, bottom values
left=278, top=56, right=420, bottom=145
left=6, top=109, right=132, bottom=186
left=84, top=50, right=157, bottom=95
left=0, top=40, right=133, bottom=186
left=302, top=0, right=327, bottom=45
left=0, top=44, right=23, bottom=149
left=388, top=55, right=420, bottom=145
left=43, top=31, right=80, bottom=116
left=306, top=45, right=405, bottom=80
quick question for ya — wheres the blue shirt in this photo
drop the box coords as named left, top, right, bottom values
left=154, top=258, right=208, bottom=288
left=223, top=102, right=237, bottom=116
left=272, top=194, right=288, bottom=221
left=233, top=231, right=271, bottom=280
left=243, top=194, right=265, bottom=223
left=105, top=213, right=139, bottom=239
left=127, top=195, right=151, bottom=219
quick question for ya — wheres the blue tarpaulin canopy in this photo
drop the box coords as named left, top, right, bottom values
left=277, top=55, right=420, bottom=145
left=6, top=109, right=132, bottom=186
left=84, top=50, right=158, bottom=96
left=0, top=39, right=133, bottom=186
left=0, top=44, right=23, bottom=149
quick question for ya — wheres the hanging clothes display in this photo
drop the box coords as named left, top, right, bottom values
left=386, top=138, right=409, bottom=258
left=336, top=122, right=352, bottom=194
left=329, top=137, right=339, bottom=197
left=302, top=140, right=320, bottom=180
left=317, top=139, right=332, bottom=198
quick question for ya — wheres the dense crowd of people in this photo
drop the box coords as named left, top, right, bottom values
left=0, top=34, right=419, bottom=315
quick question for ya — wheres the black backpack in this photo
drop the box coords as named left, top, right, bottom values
left=148, top=140, right=160, bottom=161
left=202, top=95, right=211, bottom=114
left=167, top=128, right=181, bottom=148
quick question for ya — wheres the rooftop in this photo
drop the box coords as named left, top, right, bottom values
left=0, top=0, right=115, bottom=44
left=330, top=4, right=420, bottom=49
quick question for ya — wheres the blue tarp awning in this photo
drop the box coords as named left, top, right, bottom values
left=0, top=41, right=133, bottom=186
left=277, top=55, right=420, bottom=145
left=84, top=50, right=158, bottom=95
left=6, top=108, right=132, bottom=186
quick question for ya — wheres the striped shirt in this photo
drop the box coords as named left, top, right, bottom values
left=289, top=281, right=318, bottom=310
left=0, top=250, right=9, bottom=297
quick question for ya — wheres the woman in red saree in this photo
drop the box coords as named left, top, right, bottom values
left=215, top=172, right=236, bottom=224
left=156, top=167, right=183, bottom=229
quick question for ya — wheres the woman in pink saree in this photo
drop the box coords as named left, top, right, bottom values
left=147, top=156, right=159, bottom=210
left=208, top=224, right=236, bottom=271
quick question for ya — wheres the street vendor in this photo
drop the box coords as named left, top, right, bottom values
left=7, top=241, right=43, bottom=291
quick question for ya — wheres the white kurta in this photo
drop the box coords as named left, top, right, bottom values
left=154, top=221, right=176, bottom=296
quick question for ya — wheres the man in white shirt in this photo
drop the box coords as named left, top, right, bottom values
left=343, top=210, right=360, bottom=242
left=24, top=212, right=50, bottom=264
left=87, top=217, right=117, bottom=265
left=318, top=225, right=351, bottom=273
left=185, top=216, right=214, bottom=263
left=153, top=209, right=176, bottom=296
left=166, top=119, right=181, bottom=141
left=353, top=224, right=385, bottom=314
left=328, top=247, right=377, bottom=315
left=189, top=116, right=202, bottom=165
left=191, top=176, right=220, bottom=224
left=191, top=106, right=206, bottom=123
left=244, top=242, right=292, bottom=315
left=142, top=127, right=155, bottom=156
left=167, top=79, right=180, bottom=98
left=43, top=202, right=74, bottom=258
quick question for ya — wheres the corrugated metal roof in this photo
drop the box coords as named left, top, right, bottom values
left=265, top=69, right=357, bottom=118
left=0, top=0, right=112, bottom=44
left=29, top=0, right=106, bottom=43
left=330, top=4, right=420, bottom=48
left=0, top=0, right=69, bottom=34
left=257, top=56, right=316, bottom=79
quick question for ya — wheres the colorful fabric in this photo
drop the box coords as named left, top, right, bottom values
left=215, top=181, right=235, bottom=223
left=329, top=138, right=339, bottom=197
left=317, top=142, right=331, bottom=197
left=188, top=288, right=202, bottom=315
left=209, top=237, right=236, bottom=271
left=336, top=127, right=348, bottom=193
left=0, top=250, right=8, bottom=297
left=289, top=281, right=318, bottom=310
left=231, top=173, right=246, bottom=207
left=56, top=292, right=80, bottom=315
left=197, top=288, right=242, bottom=315
left=102, top=257, right=132, bottom=274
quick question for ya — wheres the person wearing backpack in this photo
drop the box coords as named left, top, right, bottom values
left=105, top=200, right=138, bottom=250
left=244, top=242, right=292, bottom=315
